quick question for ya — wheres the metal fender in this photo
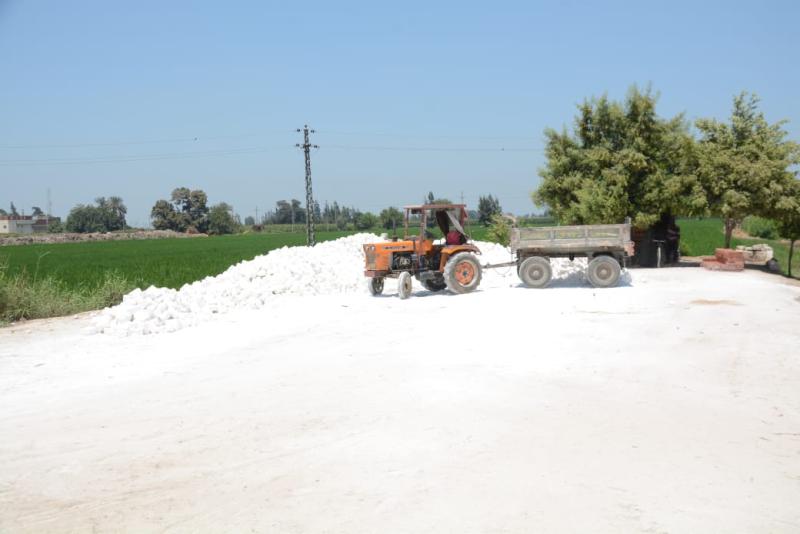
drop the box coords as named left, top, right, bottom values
left=439, top=244, right=481, bottom=270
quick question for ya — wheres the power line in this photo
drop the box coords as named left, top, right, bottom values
left=316, top=129, right=538, bottom=141
left=0, top=146, right=284, bottom=166
left=0, top=131, right=294, bottom=149
left=324, top=144, right=542, bottom=152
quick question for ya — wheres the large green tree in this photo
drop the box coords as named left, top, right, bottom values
left=207, top=203, right=239, bottom=235
left=534, top=86, right=702, bottom=228
left=379, top=206, right=403, bottom=230
left=151, top=187, right=210, bottom=232
left=695, top=92, right=800, bottom=248
left=65, top=196, right=126, bottom=233
left=775, top=180, right=800, bottom=278
left=477, top=195, right=502, bottom=225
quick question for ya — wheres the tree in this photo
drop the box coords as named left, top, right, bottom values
left=94, top=196, right=126, bottom=231
left=486, top=213, right=511, bottom=246
left=478, top=195, right=502, bottom=225
left=10, top=202, right=18, bottom=216
left=534, top=85, right=702, bottom=228
left=244, top=215, right=256, bottom=226
left=775, top=181, right=800, bottom=278
left=207, top=203, right=239, bottom=235
left=108, top=196, right=127, bottom=228
left=271, top=199, right=305, bottom=225
left=31, top=206, right=44, bottom=217
left=151, top=187, right=209, bottom=232
left=65, top=205, right=107, bottom=233
left=355, top=212, right=378, bottom=231
left=0, top=208, right=6, bottom=216
left=695, top=92, right=800, bottom=248
left=48, top=219, right=64, bottom=233
left=65, top=197, right=127, bottom=233
left=151, top=199, right=179, bottom=230
left=379, top=207, right=403, bottom=230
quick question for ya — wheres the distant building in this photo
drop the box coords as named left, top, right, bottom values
left=0, top=215, right=59, bottom=234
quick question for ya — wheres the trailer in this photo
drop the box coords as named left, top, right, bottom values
left=485, top=223, right=635, bottom=288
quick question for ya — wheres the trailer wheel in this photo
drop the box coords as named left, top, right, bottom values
left=518, top=256, right=552, bottom=288
left=587, top=256, right=621, bottom=288
left=367, top=277, right=384, bottom=296
left=444, top=253, right=482, bottom=294
left=397, top=272, right=413, bottom=299
left=422, top=276, right=447, bottom=292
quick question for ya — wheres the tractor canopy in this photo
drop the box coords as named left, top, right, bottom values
left=403, top=204, right=468, bottom=236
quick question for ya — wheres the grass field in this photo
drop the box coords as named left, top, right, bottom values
left=0, top=230, right=354, bottom=291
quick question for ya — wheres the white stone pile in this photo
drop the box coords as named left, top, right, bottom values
left=93, top=234, right=597, bottom=336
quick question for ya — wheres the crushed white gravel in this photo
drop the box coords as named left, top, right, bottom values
left=93, top=234, right=596, bottom=335
left=2, top=247, right=799, bottom=532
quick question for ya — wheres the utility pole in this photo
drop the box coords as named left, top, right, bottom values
left=296, top=125, right=318, bottom=246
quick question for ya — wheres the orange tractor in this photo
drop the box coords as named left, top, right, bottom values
left=363, top=204, right=482, bottom=298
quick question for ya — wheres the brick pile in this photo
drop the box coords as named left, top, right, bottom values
left=701, top=248, right=745, bottom=271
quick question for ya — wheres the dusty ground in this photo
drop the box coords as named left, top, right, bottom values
left=1, top=267, right=799, bottom=532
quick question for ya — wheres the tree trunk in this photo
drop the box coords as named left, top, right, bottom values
left=724, top=218, right=736, bottom=249
left=789, top=239, right=795, bottom=278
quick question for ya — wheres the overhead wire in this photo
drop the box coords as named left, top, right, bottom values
left=316, top=129, right=538, bottom=141
left=0, top=147, right=284, bottom=166
left=0, top=130, right=544, bottom=166
left=323, top=144, right=542, bottom=152
left=0, top=131, right=295, bottom=149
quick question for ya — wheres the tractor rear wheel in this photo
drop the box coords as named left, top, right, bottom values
left=444, top=252, right=482, bottom=294
left=422, top=276, right=447, bottom=292
left=397, top=272, right=413, bottom=299
left=367, top=277, right=384, bottom=296
left=518, top=256, right=552, bottom=288
left=587, top=256, right=621, bottom=288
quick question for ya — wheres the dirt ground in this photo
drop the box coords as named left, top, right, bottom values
left=1, top=267, right=799, bottom=532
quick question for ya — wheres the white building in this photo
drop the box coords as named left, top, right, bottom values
left=0, top=216, right=49, bottom=234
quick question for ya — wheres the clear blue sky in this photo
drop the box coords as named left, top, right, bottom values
left=1, top=0, right=798, bottom=226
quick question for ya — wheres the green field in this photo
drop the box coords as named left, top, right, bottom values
left=0, top=230, right=357, bottom=291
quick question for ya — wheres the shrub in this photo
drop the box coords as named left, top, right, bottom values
left=0, top=266, right=133, bottom=323
left=742, top=216, right=778, bottom=240
left=486, top=214, right=511, bottom=246
left=355, top=213, right=378, bottom=231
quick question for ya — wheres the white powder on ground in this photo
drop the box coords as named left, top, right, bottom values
left=93, top=234, right=621, bottom=336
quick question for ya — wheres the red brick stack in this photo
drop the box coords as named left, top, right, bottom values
left=701, top=248, right=745, bottom=271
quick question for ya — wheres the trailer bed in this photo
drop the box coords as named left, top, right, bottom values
left=510, top=224, right=634, bottom=259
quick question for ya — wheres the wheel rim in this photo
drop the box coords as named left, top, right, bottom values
left=374, top=278, right=383, bottom=292
left=454, top=261, right=475, bottom=285
left=596, top=265, right=612, bottom=280
left=528, top=266, right=544, bottom=281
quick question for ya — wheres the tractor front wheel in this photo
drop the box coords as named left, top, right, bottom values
left=444, top=253, right=482, bottom=294
left=397, top=272, right=413, bottom=299
left=367, top=277, right=384, bottom=296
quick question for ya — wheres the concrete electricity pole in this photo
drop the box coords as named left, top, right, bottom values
left=296, top=125, right=318, bottom=246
